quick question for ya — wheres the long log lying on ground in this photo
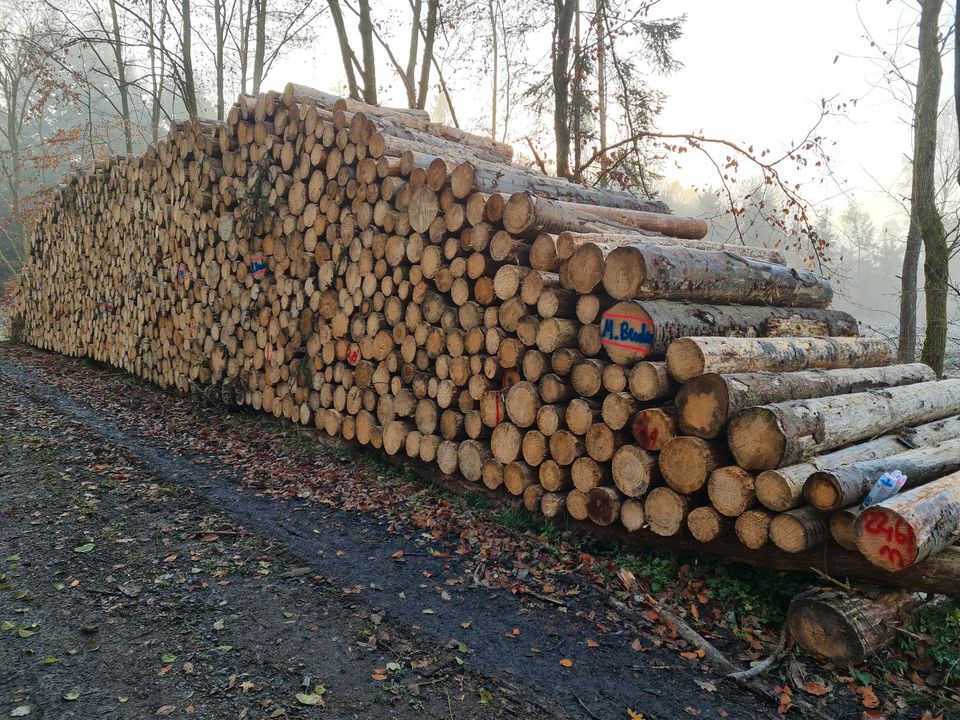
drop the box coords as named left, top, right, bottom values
left=755, top=415, right=960, bottom=512
left=728, top=379, right=960, bottom=471
left=805, top=437, right=960, bottom=512
left=665, top=336, right=894, bottom=383
left=576, top=515, right=960, bottom=596
left=787, top=588, right=927, bottom=665
left=676, top=363, right=935, bottom=439
left=598, top=300, right=860, bottom=365
left=855, top=470, right=960, bottom=571
left=601, top=243, right=833, bottom=307
left=501, top=191, right=698, bottom=237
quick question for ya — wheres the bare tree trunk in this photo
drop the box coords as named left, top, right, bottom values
left=415, top=0, right=439, bottom=109
left=181, top=0, right=198, bottom=117
left=147, top=0, right=168, bottom=144
left=108, top=0, right=134, bottom=153
left=488, top=0, right=497, bottom=140
left=358, top=0, right=377, bottom=104
left=404, top=0, right=421, bottom=108
left=915, top=0, right=947, bottom=376
left=551, top=0, right=577, bottom=178
left=213, top=0, right=225, bottom=120
left=327, top=0, right=360, bottom=100
left=238, top=0, right=252, bottom=93
left=898, top=214, right=920, bottom=363
left=252, top=0, right=266, bottom=94
left=596, top=0, right=606, bottom=158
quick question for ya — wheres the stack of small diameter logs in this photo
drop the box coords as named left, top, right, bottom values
left=18, top=83, right=958, bottom=585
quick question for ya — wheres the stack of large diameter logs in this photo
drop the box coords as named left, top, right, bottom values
left=17, top=83, right=959, bottom=590
left=669, top=334, right=960, bottom=577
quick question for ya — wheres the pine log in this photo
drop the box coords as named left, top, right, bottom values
left=587, top=486, right=623, bottom=526
left=501, top=191, right=691, bottom=236
left=756, top=414, right=960, bottom=512
left=735, top=509, right=774, bottom=550
left=557, top=231, right=786, bottom=265
left=805, top=437, right=960, bottom=512
left=855, top=470, right=960, bottom=571
left=456, top=169, right=669, bottom=213
left=729, top=379, right=960, bottom=471
left=687, top=506, right=731, bottom=543
left=659, top=436, right=731, bottom=495
left=787, top=588, right=927, bottom=665
left=677, top=363, right=934, bottom=439
left=707, top=466, right=757, bottom=517
left=602, top=243, right=833, bottom=307
left=619, top=498, right=646, bottom=531
left=644, top=486, right=690, bottom=536
left=600, top=300, right=859, bottom=365
left=631, top=407, right=678, bottom=452
left=612, top=445, right=660, bottom=497
left=769, top=507, right=830, bottom=553
left=666, top=336, right=894, bottom=383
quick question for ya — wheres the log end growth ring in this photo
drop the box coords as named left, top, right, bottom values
left=727, top=407, right=786, bottom=471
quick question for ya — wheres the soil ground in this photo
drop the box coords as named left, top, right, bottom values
left=0, top=342, right=956, bottom=720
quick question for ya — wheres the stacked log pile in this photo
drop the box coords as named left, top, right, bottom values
left=17, top=84, right=960, bottom=591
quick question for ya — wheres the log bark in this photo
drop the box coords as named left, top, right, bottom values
left=855, top=469, right=960, bottom=571
left=600, top=300, right=859, bottom=366
left=677, top=363, right=934, bottom=439
left=500, top=191, right=691, bottom=236
left=787, top=588, right=927, bottom=665
left=602, top=243, right=833, bottom=307
left=805, top=437, right=960, bottom=512
left=755, top=414, right=960, bottom=512
left=729, top=379, right=960, bottom=471
left=454, top=168, right=670, bottom=213
left=666, top=336, right=894, bottom=383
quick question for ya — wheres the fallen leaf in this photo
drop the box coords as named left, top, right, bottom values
left=694, top=679, right=717, bottom=692
left=478, top=688, right=492, bottom=704
left=156, top=706, right=176, bottom=716
left=10, top=706, right=31, bottom=717
left=586, top=639, right=599, bottom=648
left=858, top=686, right=880, bottom=709
left=62, top=692, right=79, bottom=701
left=559, top=658, right=574, bottom=668
left=296, top=692, right=323, bottom=706
left=73, top=543, right=94, bottom=554
left=627, top=710, right=645, bottom=720
left=804, top=681, right=831, bottom=697
left=161, top=654, right=177, bottom=664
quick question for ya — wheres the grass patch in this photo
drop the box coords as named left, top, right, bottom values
left=897, top=599, right=960, bottom=682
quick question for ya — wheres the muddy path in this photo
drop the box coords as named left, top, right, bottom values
left=0, top=343, right=896, bottom=719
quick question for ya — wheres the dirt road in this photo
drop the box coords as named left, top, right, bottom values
left=0, top=343, right=939, bottom=719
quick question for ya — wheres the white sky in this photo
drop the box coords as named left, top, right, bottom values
left=267, top=0, right=948, bottom=226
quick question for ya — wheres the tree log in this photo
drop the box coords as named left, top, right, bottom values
left=729, top=379, right=960, bottom=471
left=855, top=469, right=960, bottom=571
left=787, top=588, right=927, bottom=665
left=602, top=243, right=833, bottom=307
left=666, top=336, right=894, bottom=383
left=805, top=437, right=960, bottom=512
left=756, top=414, right=960, bottom=512
left=599, top=300, right=859, bottom=365
left=677, top=363, right=934, bottom=439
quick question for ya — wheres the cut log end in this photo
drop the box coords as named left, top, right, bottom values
left=675, top=373, right=729, bottom=439
left=854, top=507, right=919, bottom=572
left=727, top=408, right=786, bottom=471
left=804, top=472, right=843, bottom=512
left=665, top=337, right=706, bottom=382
